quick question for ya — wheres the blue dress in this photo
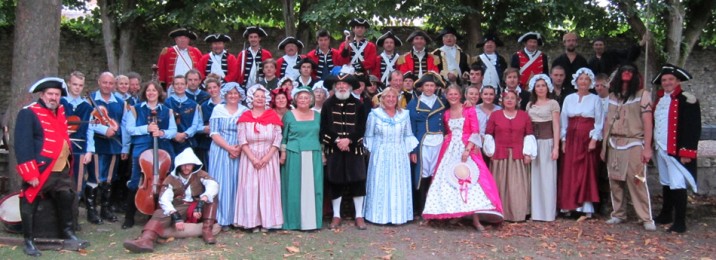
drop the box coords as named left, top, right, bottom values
left=208, top=104, right=248, bottom=226
left=363, top=108, right=419, bottom=224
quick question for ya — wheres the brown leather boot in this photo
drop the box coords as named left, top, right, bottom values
left=123, top=220, right=162, bottom=253
left=202, top=219, right=216, bottom=244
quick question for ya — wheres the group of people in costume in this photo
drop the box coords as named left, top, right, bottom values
left=13, top=17, right=701, bottom=256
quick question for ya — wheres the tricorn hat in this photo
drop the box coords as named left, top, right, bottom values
left=243, top=26, right=268, bottom=38
left=436, top=26, right=460, bottom=41
left=414, top=71, right=446, bottom=89
left=348, top=18, right=370, bottom=28
left=476, top=33, right=504, bottom=48
left=376, top=31, right=403, bottom=47
left=29, top=77, right=68, bottom=96
left=293, top=58, right=317, bottom=70
left=651, top=64, right=693, bottom=85
left=403, top=71, right=418, bottom=82
left=278, top=36, right=305, bottom=50
left=406, top=30, right=432, bottom=45
left=204, top=34, right=232, bottom=43
left=517, top=32, right=543, bottom=46
left=168, top=28, right=197, bottom=40
left=325, top=65, right=360, bottom=90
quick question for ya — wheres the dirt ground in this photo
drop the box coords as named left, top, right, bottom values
left=0, top=195, right=714, bottom=259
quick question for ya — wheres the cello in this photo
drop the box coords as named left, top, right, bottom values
left=135, top=109, right=172, bottom=215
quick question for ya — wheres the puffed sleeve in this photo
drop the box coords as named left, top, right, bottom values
left=199, top=177, right=219, bottom=203
left=467, top=109, right=482, bottom=147
left=363, top=111, right=376, bottom=153
left=589, top=96, right=604, bottom=141
left=159, top=184, right=176, bottom=216
left=271, top=124, right=282, bottom=148
left=523, top=135, right=537, bottom=159
left=483, top=135, right=495, bottom=157
left=560, top=97, right=569, bottom=141
left=237, top=122, right=248, bottom=147
left=402, top=113, right=419, bottom=154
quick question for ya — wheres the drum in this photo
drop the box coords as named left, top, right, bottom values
left=0, top=192, right=21, bottom=233
left=0, top=192, right=60, bottom=237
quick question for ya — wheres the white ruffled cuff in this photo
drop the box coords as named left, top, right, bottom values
left=468, top=133, right=481, bottom=148
left=404, top=136, right=420, bottom=154
left=589, top=129, right=602, bottom=141
left=483, top=134, right=495, bottom=157
left=523, top=135, right=538, bottom=159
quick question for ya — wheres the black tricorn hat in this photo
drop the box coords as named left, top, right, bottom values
left=476, top=33, right=504, bottom=48
left=278, top=37, right=305, bottom=50
left=348, top=18, right=370, bottom=28
left=243, top=26, right=268, bottom=38
left=436, top=26, right=460, bottom=41
left=29, top=77, right=68, bottom=96
left=293, top=58, right=317, bottom=70
left=406, top=30, right=432, bottom=45
left=168, top=28, right=197, bottom=40
left=517, top=32, right=543, bottom=46
left=324, top=65, right=360, bottom=90
left=403, top=71, right=418, bottom=81
left=414, top=71, right=445, bottom=89
left=651, top=63, right=693, bottom=84
left=376, top=31, right=403, bottom=47
left=204, top=34, right=232, bottom=43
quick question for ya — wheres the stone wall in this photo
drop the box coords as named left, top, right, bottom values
left=0, top=26, right=714, bottom=123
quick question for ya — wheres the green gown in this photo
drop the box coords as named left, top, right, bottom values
left=280, top=111, right=324, bottom=230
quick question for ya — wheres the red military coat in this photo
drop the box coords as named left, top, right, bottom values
left=157, top=45, right=203, bottom=86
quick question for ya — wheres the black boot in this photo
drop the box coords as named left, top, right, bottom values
left=85, top=186, right=102, bottom=224
left=122, top=190, right=136, bottom=229
left=654, top=186, right=674, bottom=224
left=55, top=190, right=90, bottom=249
left=73, top=193, right=81, bottom=231
left=668, top=189, right=688, bottom=233
left=99, top=183, right=118, bottom=222
left=20, top=197, right=41, bottom=257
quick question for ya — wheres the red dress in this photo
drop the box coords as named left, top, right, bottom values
left=558, top=117, right=601, bottom=210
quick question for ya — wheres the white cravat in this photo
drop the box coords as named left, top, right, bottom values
left=209, top=51, right=226, bottom=77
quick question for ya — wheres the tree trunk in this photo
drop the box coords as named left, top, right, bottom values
left=678, top=0, right=715, bottom=66
left=461, top=0, right=483, bottom=56
left=4, top=0, right=62, bottom=193
left=117, top=27, right=136, bottom=74
left=99, top=0, right=118, bottom=72
left=664, top=0, right=684, bottom=65
left=282, top=0, right=296, bottom=37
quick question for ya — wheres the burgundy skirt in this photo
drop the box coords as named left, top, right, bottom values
left=558, top=117, right=600, bottom=210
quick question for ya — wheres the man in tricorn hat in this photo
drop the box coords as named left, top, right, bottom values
left=397, top=30, right=439, bottom=79
left=474, top=33, right=507, bottom=89
left=236, top=26, right=273, bottom=87
left=407, top=72, right=447, bottom=218
left=374, top=31, right=402, bottom=86
left=123, top=148, right=219, bottom=253
left=652, top=64, right=700, bottom=233
left=276, top=36, right=305, bottom=80
left=198, top=34, right=238, bottom=83
left=15, top=77, right=90, bottom=256
left=432, top=26, right=470, bottom=85
left=157, top=28, right=203, bottom=88
left=510, top=32, right=549, bottom=88
left=339, top=18, right=377, bottom=74
left=320, top=65, right=369, bottom=230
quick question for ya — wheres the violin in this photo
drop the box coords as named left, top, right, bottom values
left=135, top=109, right=171, bottom=215
left=67, top=115, right=82, bottom=133
left=86, top=96, right=119, bottom=130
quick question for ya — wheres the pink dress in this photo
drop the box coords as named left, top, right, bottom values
left=233, top=110, right=284, bottom=229
left=422, top=108, right=504, bottom=223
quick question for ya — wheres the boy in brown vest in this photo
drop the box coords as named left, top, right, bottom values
left=124, top=148, right=219, bottom=253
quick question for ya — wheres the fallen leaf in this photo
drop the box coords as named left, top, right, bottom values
left=377, top=254, right=392, bottom=260
left=286, top=246, right=300, bottom=253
